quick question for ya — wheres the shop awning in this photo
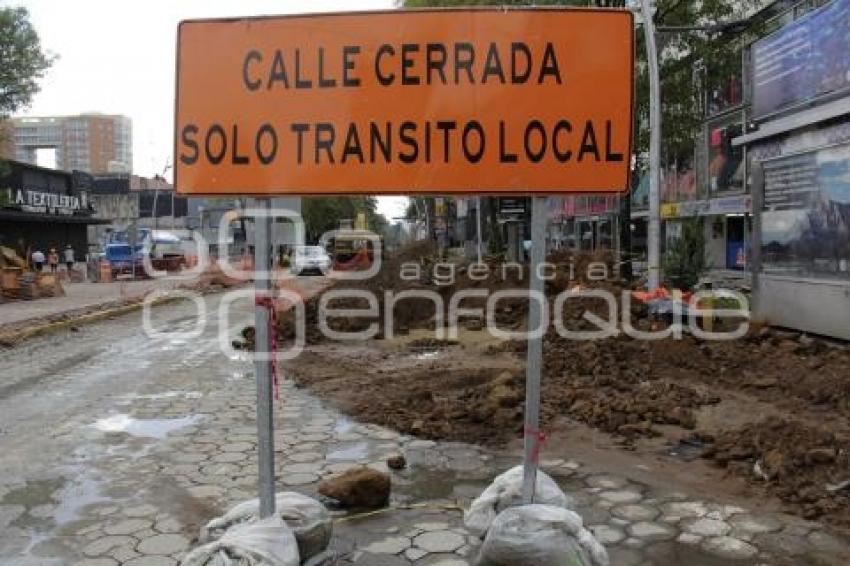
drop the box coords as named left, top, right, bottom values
left=732, top=97, right=850, bottom=147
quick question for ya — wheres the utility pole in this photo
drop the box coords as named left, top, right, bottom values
left=640, top=0, right=662, bottom=290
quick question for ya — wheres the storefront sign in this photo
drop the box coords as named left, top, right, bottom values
left=13, top=189, right=83, bottom=215
left=660, top=203, right=680, bottom=219
left=660, top=196, right=751, bottom=219
left=708, top=195, right=751, bottom=215
left=752, top=0, right=850, bottom=119
left=174, top=9, right=634, bottom=195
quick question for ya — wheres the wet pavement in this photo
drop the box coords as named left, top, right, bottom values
left=1, top=281, right=849, bottom=565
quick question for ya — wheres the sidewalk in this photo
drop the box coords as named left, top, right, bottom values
left=0, top=279, right=186, bottom=328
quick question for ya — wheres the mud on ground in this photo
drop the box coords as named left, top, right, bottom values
left=275, top=243, right=850, bottom=529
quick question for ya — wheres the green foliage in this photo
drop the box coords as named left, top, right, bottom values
left=635, top=0, right=765, bottom=170
left=402, top=0, right=761, bottom=180
left=663, top=219, right=706, bottom=290
left=0, top=7, right=54, bottom=118
left=301, top=196, right=388, bottom=243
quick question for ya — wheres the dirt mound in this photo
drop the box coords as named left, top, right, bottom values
left=704, top=417, right=850, bottom=523
left=540, top=335, right=722, bottom=439
left=291, top=352, right=525, bottom=445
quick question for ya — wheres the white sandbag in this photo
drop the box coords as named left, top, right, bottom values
left=464, top=465, right=574, bottom=537
left=181, top=516, right=299, bottom=566
left=477, top=504, right=609, bottom=566
left=201, top=492, right=332, bottom=560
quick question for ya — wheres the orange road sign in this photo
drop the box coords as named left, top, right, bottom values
left=174, top=8, right=634, bottom=196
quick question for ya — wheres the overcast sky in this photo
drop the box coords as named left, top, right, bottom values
left=12, top=0, right=409, bottom=220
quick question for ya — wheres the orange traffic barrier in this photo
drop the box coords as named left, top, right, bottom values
left=99, top=261, right=112, bottom=283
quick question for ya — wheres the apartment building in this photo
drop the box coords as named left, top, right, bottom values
left=10, top=113, right=132, bottom=174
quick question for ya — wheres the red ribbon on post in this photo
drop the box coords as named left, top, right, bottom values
left=254, top=294, right=280, bottom=401
left=524, top=425, right=547, bottom=464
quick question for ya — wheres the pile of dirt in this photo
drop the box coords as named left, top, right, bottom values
left=289, top=346, right=526, bottom=444
left=272, top=241, right=850, bottom=525
left=272, top=244, right=623, bottom=343
left=704, top=417, right=850, bottom=523
left=536, top=328, right=850, bottom=523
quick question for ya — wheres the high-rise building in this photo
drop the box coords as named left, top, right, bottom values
left=10, top=113, right=132, bottom=174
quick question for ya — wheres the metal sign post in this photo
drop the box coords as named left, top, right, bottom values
left=253, top=197, right=276, bottom=518
left=476, top=196, right=483, bottom=264
left=521, top=196, right=547, bottom=503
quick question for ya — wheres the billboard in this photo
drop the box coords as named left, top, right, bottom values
left=752, top=0, right=850, bottom=119
left=174, top=9, right=634, bottom=196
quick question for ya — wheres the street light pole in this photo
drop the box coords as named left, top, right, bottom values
left=640, top=0, right=662, bottom=290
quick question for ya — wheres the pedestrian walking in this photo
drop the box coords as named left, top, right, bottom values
left=63, top=244, right=75, bottom=272
left=31, top=249, right=45, bottom=272
left=48, top=248, right=59, bottom=273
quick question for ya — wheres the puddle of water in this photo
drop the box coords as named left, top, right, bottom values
left=642, top=541, right=758, bottom=566
left=2, top=478, right=65, bottom=510
left=326, top=442, right=370, bottom=461
left=121, top=390, right=201, bottom=401
left=333, top=416, right=356, bottom=434
left=229, top=370, right=251, bottom=381
left=413, top=351, right=440, bottom=360
left=3, top=474, right=106, bottom=529
left=92, top=413, right=204, bottom=439
left=663, top=438, right=711, bottom=461
left=53, top=476, right=107, bottom=526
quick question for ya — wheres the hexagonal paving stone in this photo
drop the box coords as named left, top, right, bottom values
left=281, top=462, right=324, bottom=474
left=682, top=518, right=731, bottom=537
left=627, top=521, right=677, bottom=541
left=210, top=452, right=245, bottom=464
left=104, top=518, right=151, bottom=536
left=586, top=475, right=629, bottom=490
left=405, top=547, right=428, bottom=560
left=73, top=560, right=118, bottom=566
left=123, top=504, right=158, bottom=518
left=589, top=525, right=626, bottom=545
left=728, top=514, right=783, bottom=536
left=611, top=504, right=660, bottom=522
left=677, top=533, right=702, bottom=545
left=700, top=536, right=758, bottom=560
left=136, top=533, right=189, bottom=555
left=599, top=490, right=643, bottom=505
left=361, top=536, right=411, bottom=554
left=414, top=521, right=451, bottom=532
left=414, top=531, right=466, bottom=553
left=83, top=536, right=137, bottom=557
left=289, top=451, right=323, bottom=463
left=660, top=501, right=707, bottom=519
left=281, top=473, right=319, bottom=486
left=123, top=557, right=177, bottom=566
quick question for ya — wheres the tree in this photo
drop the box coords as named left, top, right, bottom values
left=0, top=6, right=53, bottom=166
left=663, top=218, right=706, bottom=290
left=301, top=196, right=388, bottom=243
left=0, top=7, right=53, bottom=119
left=402, top=0, right=761, bottom=176
left=634, top=0, right=764, bottom=171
